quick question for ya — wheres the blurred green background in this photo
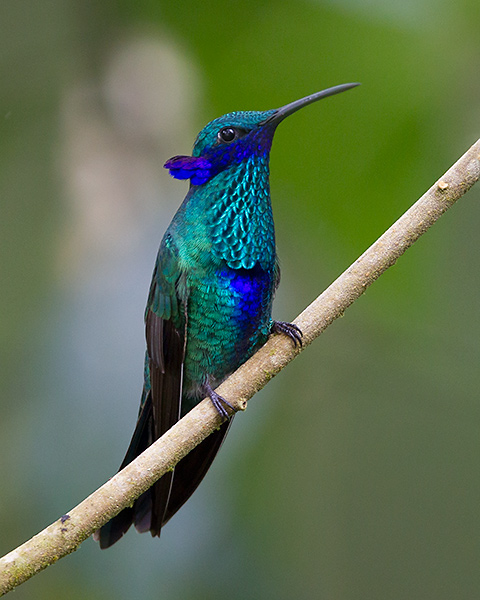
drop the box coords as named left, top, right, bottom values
left=1, top=1, right=480, bottom=598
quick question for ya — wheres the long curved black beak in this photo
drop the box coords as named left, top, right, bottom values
left=263, top=82, right=360, bottom=126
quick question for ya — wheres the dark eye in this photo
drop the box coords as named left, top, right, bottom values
left=218, top=127, right=237, bottom=143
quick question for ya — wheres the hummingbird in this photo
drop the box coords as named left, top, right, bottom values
left=95, top=82, right=359, bottom=548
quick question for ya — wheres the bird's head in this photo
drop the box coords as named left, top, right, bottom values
left=164, top=83, right=359, bottom=186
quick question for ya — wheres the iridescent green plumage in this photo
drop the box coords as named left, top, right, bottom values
left=95, top=83, right=358, bottom=548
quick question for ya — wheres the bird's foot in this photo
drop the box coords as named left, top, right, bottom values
left=271, top=320, right=303, bottom=347
left=204, top=381, right=234, bottom=420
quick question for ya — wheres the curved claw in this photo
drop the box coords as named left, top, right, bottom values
left=204, top=381, right=234, bottom=420
left=271, top=320, right=303, bottom=347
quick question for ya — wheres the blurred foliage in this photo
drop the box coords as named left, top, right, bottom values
left=1, top=1, right=480, bottom=599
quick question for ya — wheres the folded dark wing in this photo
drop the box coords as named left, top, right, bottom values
left=95, top=237, right=185, bottom=548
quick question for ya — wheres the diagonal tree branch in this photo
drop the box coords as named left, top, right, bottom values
left=1, top=138, right=479, bottom=596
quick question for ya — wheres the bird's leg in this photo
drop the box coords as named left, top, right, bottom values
left=271, top=320, right=303, bottom=347
left=204, top=380, right=234, bottom=420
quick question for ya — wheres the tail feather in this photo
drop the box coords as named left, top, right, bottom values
left=94, top=395, right=232, bottom=548
left=93, top=394, right=154, bottom=548
left=162, top=419, right=232, bottom=525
